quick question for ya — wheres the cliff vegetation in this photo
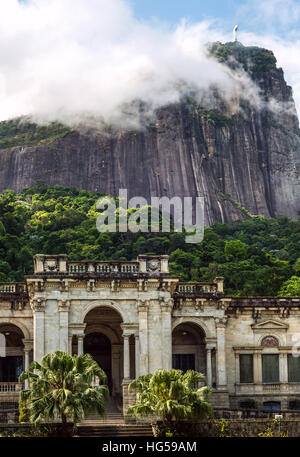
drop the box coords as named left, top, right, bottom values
left=0, top=118, right=71, bottom=150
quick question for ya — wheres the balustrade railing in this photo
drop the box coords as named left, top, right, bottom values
left=263, top=383, right=281, bottom=392
left=177, top=283, right=218, bottom=295
left=0, top=283, right=27, bottom=294
left=0, top=383, right=23, bottom=393
left=67, top=262, right=140, bottom=274
left=0, top=284, right=16, bottom=293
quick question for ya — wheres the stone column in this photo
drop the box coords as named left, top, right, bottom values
left=206, top=348, right=213, bottom=387
left=160, top=300, right=173, bottom=370
left=58, top=300, right=70, bottom=353
left=254, top=352, right=262, bottom=384
left=280, top=353, right=288, bottom=383
left=32, top=300, right=45, bottom=363
left=77, top=335, right=84, bottom=355
left=123, top=335, right=130, bottom=380
left=235, top=352, right=240, bottom=385
left=216, top=318, right=227, bottom=389
left=22, top=339, right=33, bottom=389
left=134, top=335, right=140, bottom=379
left=112, top=345, right=121, bottom=394
left=68, top=335, right=73, bottom=355
left=138, top=300, right=149, bottom=376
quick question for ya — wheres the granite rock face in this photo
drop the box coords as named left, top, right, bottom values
left=0, top=43, right=299, bottom=225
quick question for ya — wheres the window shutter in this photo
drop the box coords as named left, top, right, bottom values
left=239, top=354, right=254, bottom=383
left=288, top=355, right=300, bottom=382
left=262, top=354, right=279, bottom=383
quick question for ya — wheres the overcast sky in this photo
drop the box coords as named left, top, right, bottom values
left=1, top=0, right=298, bottom=124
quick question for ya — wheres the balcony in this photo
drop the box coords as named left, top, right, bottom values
left=0, top=383, right=23, bottom=394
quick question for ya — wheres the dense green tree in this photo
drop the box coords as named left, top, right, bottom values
left=127, top=369, right=212, bottom=436
left=0, top=184, right=299, bottom=296
left=278, top=276, right=300, bottom=297
left=224, top=240, right=248, bottom=261
left=19, top=351, right=109, bottom=436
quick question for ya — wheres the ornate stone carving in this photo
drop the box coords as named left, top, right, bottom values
left=147, top=259, right=161, bottom=276
left=31, top=299, right=46, bottom=312
left=261, top=335, right=279, bottom=347
left=44, top=259, right=58, bottom=272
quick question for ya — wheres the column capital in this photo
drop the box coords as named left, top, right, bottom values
left=31, top=299, right=46, bottom=312
left=69, top=323, right=86, bottom=337
left=121, top=323, right=138, bottom=336
left=22, top=338, right=33, bottom=352
left=205, top=337, right=217, bottom=347
left=58, top=300, right=70, bottom=311
left=159, top=298, right=174, bottom=312
left=137, top=299, right=150, bottom=312
left=216, top=317, right=228, bottom=328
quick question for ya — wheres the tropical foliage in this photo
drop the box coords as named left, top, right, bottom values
left=279, top=276, right=300, bottom=297
left=208, top=41, right=278, bottom=75
left=0, top=183, right=299, bottom=296
left=0, top=118, right=71, bottom=149
left=127, top=369, right=212, bottom=436
left=19, top=351, right=109, bottom=435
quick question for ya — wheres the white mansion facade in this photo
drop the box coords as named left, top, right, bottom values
left=1, top=253, right=300, bottom=416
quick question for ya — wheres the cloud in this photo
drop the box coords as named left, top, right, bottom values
left=240, top=32, right=300, bottom=117
left=237, top=0, right=300, bottom=31
left=0, top=0, right=298, bottom=128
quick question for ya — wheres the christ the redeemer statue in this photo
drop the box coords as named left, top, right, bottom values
left=233, top=25, right=238, bottom=42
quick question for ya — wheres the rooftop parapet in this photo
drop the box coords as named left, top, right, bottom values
left=0, top=283, right=27, bottom=295
left=175, top=280, right=224, bottom=298
left=33, top=254, right=170, bottom=277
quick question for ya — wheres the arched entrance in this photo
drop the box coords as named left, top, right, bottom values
left=172, top=322, right=206, bottom=374
left=83, top=307, right=123, bottom=398
left=84, top=332, right=112, bottom=393
left=0, top=324, right=25, bottom=383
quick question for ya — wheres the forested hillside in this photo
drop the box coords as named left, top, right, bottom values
left=0, top=184, right=299, bottom=296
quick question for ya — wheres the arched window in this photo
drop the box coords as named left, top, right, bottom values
left=261, top=336, right=279, bottom=348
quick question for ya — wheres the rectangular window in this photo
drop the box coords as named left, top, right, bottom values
left=172, top=354, right=195, bottom=372
left=239, top=354, right=254, bottom=383
left=288, top=355, right=300, bottom=382
left=262, top=354, right=279, bottom=383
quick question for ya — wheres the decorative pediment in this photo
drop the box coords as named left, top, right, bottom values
left=251, top=319, right=289, bottom=331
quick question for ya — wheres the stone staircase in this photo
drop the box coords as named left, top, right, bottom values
left=77, top=423, right=153, bottom=437
left=77, top=398, right=153, bottom=437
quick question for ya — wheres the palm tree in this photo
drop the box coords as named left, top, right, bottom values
left=127, top=369, right=213, bottom=436
left=19, top=351, right=109, bottom=436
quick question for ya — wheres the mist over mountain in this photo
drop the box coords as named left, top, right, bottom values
left=0, top=41, right=299, bottom=225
